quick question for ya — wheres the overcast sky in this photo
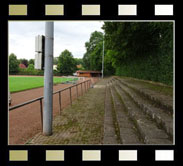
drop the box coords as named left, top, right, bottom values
left=9, top=21, right=104, bottom=60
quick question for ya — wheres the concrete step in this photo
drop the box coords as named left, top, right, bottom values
left=115, top=80, right=173, bottom=139
left=103, top=84, right=119, bottom=144
left=116, top=78, right=173, bottom=114
left=109, top=84, right=143, bottom=144
left=114, top=84, right=172, bottom=145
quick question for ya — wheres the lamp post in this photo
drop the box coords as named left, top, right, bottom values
left=43, top=22, right=54, bottom=136
left=102, top=34, right=104, bottom=79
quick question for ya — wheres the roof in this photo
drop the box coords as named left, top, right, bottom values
left=76, top=70, right=101, bottom=74
left=19, top=63, right=27, bottom=69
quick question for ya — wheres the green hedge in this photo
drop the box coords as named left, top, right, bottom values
left=10, top=69, right=63, bottom=76
left=115, top=53, right=173, bottom=86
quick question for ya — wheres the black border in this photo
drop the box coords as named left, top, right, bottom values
left=0, top=0, right=181, bottom=166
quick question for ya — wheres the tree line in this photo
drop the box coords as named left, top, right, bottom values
left=9, top=22, right=173, bottom=85
left=82, top=22, right=173, bottom=85
left=9, top=50, right=83, bottom=76
left=9, top=54, right=35, bottom=73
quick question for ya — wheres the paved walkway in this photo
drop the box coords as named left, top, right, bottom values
left=27, top=79, right=109, bottom=145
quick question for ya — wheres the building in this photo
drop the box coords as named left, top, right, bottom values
left=76, top=70, right=102, bottom=77
left=19, top=63, right=27, bottom=69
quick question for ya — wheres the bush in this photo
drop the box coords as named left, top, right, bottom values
left=15, top=68, right=44, bottom=76
left=12, top=68, right=63, bottom=76
left=27, top=64, right=34, bottom=71
left=115, top=53, right=173, bottom=85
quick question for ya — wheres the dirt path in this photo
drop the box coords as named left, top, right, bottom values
left=9, top=77, right=99, bottom=145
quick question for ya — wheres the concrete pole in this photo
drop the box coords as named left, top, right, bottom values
left=43, top=22, right=54, bottom=136
left=102, top=34, right=104, bottom=78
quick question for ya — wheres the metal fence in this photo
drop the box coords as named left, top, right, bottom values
left=9, top=79, right=92, bottom=130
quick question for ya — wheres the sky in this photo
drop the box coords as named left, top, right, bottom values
left=9, top=21, right=104, bottom=60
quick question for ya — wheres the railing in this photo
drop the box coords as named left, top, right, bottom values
left=9, top=79, right=92, bottom=130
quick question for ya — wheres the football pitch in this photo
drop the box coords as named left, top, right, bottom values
left=9, top=76, right=78, bottom=93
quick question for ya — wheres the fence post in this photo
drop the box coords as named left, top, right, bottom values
left=84, top=81, right=86, bottom=92
left=59, top=91, right=61, bottom=115
left=76, top=84, right=78, bottom=98
left=40, top=99, right=43, bottom=131
left=81, top=83, right=83, bottom=95
left=70, top=87, right=72, bottom=105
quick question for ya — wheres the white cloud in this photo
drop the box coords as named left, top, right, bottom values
left=9, top=21, right=104, bottom=60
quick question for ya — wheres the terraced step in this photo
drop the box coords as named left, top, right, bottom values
left=115, top=80, right=173, bottom=139
left=116, top=78, right=173, bottom=114
left=110, top=84, right=143, bottom=144
left=114, top=84, right=172, bottom=144
left=103, top=84, right=119, bottom=144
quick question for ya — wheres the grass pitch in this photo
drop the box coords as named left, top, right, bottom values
left=9, top=76, right=78, bottom=93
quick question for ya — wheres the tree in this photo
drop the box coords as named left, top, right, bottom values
left=74, top=58, right=83, bottom=66
left=102, top=22, right=173, bottom=84
left=57, top=50, right=77, bottom=75
left=83, top=52, right=91, bottom=70
left=83, top=31, right=104, bottom=70
left=27, top=64, right=34, bottom=71
left=9, top=53, right=19, bottom=73
left=104, top=50, right=115, bottom=75
left=19, top=58, right=28, bottom=67
left=28, top=59, right=34, bottom=65
left=102, top=22, right=173, bottom=66
left=53, top=57, right=59, bottom=65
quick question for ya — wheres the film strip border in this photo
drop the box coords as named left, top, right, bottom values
left=7, top=149, right=175, bottom=162
left=2, top=1, right=178, bottom=166
left=8, top=4, right=174, bottom=16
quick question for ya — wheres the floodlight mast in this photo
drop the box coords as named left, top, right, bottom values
left=43, top=22, right=54, bottom=136
left=102, top=34, right=104, bottom=79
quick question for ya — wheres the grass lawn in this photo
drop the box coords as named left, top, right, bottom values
left=9, top=76, right=78, bottom=93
